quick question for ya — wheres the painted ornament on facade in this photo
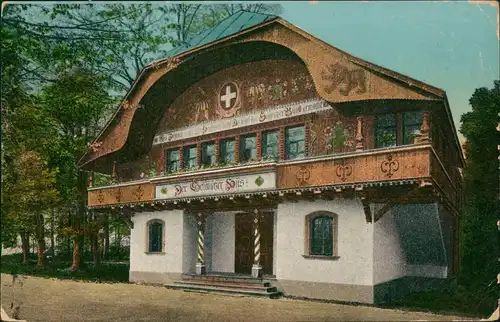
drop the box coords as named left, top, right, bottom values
left=324, top=121, right=355, bottom=153
left=193, top=87, right=211, bottom=123
left=321, top=63, right=367, bottom=96
left=217, top=82, right=241, bottom=118
left=268, top=78, right=288, bottom=101
left=247, top=81, right=267, bottom=106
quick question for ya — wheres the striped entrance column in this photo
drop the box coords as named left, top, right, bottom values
left=251, top=209, right=262, bottom=278
left=195, top=212, right=206, bottom=275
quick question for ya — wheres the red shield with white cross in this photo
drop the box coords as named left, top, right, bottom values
left=216, top=82, right=241, bottom=118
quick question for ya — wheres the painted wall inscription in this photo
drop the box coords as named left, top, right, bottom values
left=156, top=59, right=317, bottom=135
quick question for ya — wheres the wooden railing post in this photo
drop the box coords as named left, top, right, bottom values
left=416, top=111, right=431, bottom=144
left=355, top=116, right=364, bottom=151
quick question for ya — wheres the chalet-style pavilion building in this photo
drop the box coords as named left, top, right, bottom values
left=79, top=11, right=464, bottom=304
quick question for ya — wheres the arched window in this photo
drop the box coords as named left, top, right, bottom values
left=304, top=212, right=338, bottom=258
left=147, top=220, right=164, bottom=253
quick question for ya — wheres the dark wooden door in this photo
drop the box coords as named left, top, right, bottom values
left=234, top=212, right=274, bottom=275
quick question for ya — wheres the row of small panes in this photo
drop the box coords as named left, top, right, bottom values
left=165, top=125, right=306, bottom=172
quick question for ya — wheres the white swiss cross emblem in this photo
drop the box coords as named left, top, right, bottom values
left=219, top=82, right=238, bottom=110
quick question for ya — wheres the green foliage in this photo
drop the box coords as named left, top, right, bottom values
left=458, top=80, right=500, bottom=290
left=392, top=289, right=497, bottom=318
left=0, top=254, right=130, bottom=283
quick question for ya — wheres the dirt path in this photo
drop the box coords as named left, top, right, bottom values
left=1, top=274, right=470, bottom=322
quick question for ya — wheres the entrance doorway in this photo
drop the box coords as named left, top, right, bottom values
left=234, top=212, right=274, bottom=275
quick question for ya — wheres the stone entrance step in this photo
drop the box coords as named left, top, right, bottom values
left=166, top=274, right=281, bottom=299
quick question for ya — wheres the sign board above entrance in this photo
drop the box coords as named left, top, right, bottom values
left=154, top=172, right=276, bottom=200
left=153, top=99, right=330, bottom=145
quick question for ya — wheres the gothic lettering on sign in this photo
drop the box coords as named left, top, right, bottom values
left=322, top=63, right=367, bottom=96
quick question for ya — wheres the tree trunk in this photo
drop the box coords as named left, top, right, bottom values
left=103, top=214, right=109, bottom=260
left=35, top=213, right=46, bottom=267
left=91, top=213, right=101, bottom=271
left=50, top=208, right=56, bottom=256
left=70, top=170, right=89, bottom=270
left=69, top=237, right=81, bottom=272
left=20, top=231, right=29, bottom=264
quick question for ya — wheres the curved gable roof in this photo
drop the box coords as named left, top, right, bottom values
left=79, top=10, right=464, bottom=172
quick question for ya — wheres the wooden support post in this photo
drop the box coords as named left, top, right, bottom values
left=252, top=209, right=262, bottom=278
left=195, top=212, right=206, bottom=275
left=111, top=161, right=117, bottom=184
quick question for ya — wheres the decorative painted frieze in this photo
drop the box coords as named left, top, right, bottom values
left=153, top=99, right=329, bottom=145
left=154, top=171, right=276, bottom=200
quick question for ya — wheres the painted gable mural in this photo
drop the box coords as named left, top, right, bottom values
left=155, top=59, right=317, bottom=142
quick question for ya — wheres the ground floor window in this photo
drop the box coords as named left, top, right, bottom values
left=304, top=211, right=338, bottom=258
left=147, top=220, right=164, bottom=253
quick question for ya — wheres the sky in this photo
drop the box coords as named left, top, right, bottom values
left=279, top=1, right=499, bottom=142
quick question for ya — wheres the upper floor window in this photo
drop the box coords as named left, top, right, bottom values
left=201, top=141, right=216, bottom=166
left=262, top=130, right=280, bottom=160
left=166, top=148, right=180, bottom=173
left=147, top=220, right=164, bottom=253
left=240, top=134, right=257, bottom=162
left=220, top=138, right=235, bottom=164
left=285, top=125, right=305, bottom=160
left=183, top=145, right=197, bottom=169
left=402, top=111, right=422, bottom=145
left=375, top=113, right=397, bottom=148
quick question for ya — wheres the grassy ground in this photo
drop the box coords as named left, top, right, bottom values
left=1, top=254, right=495, bottom=319
left=1, top=273, right=469, bottom=322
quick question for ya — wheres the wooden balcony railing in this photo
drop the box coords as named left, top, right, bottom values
left=87, top=144, right=457, bottom=209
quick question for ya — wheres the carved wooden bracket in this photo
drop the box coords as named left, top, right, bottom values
left=166, top=56, right=181, bottom=70
left=90, top=141, right=103, bottom=153
left=122, top=100, right=143, bottom=111
left=360, top=195, right=372, bottom=223
left=374, top=203, right=393, bottom=223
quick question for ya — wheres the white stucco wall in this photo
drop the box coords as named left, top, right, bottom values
left=276, top=199, right=374, bottom=285
left=130, top=210, right=185, bottom=273
left=373, top=206, right=407, bottom=284
left=211, top=212, right=235, bottom=273
left=182, top=212, right=197, bottom=274
left=273, top=211, right=277, bottom=276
